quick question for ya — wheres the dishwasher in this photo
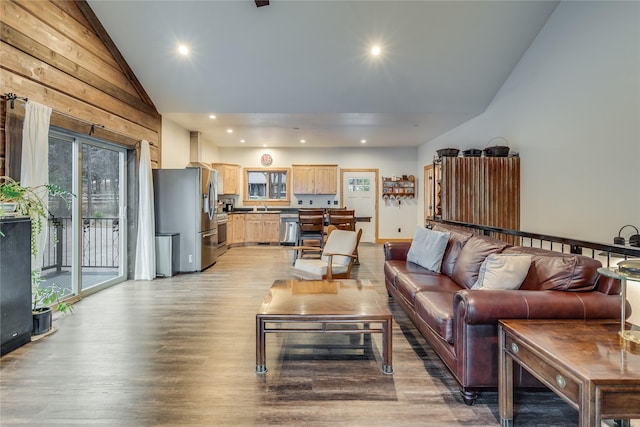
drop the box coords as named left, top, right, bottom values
left=279, top=213, right=298, bottom=245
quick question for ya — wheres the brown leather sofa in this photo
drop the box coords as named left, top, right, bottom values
left=384, top=223, right=624, bottom=405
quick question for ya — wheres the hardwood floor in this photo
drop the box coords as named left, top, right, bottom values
left=0, top=244, right=596, bottom=426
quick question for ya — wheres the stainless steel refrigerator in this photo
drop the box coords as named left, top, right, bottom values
left=153, top=164, right=218, bottom=272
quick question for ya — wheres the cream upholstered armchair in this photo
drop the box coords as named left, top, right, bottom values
left=291, top=226, right=362, bottom=280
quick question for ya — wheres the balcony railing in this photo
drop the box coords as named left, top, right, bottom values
left=41, top=217, right=119, bottom=271
left=429, top=219, right=640, bottom=268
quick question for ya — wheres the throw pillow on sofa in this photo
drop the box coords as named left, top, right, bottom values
left=406, top=226, right=450, bottom=273
left=472, top=254, right=532, bottom=290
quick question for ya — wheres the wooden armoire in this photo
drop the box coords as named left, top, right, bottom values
left=432, top=157, right=520, bottom=230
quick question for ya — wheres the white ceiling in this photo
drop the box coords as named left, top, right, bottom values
left=86, top=0, right=559, bottom=149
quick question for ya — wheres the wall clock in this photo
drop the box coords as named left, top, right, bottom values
left=261, top=153, right=273, bottom=166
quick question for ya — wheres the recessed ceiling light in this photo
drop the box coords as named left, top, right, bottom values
left=209, top=114, right=216, bottom=119
left=240, top=139, right=245, bottom=143
left=370, top=45, right=381, bottom=57
left=178, top=44, right=189, bottom=56
left=226, top=128, right=233, bottom=134
left=263, top=144, right=267, bottom=148
left=361, top=139, right=367, bottom=144
left=300, top=139, right=306, bottom=144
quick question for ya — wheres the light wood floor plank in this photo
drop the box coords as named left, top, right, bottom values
left=1, top=244, right=582, bottom=426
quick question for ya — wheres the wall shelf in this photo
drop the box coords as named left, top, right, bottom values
left=382, top=176, right=415, bottom=200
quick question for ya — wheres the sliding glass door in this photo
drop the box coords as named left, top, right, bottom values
left=80, top=142, right=126, bottom=291
left=41, top=130, right=127, bottom=297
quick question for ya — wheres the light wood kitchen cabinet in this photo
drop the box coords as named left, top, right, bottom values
left=292, top=166, right=315, bottom=194
left=244, top=214, right=263, bottom=243
left=227, top=214, right=234, bottom=244
left=263, top=214, right=280, bottom=243
left=230, top=213, right=245, bottom=244
left=211, top=163, right=240, bottom=195
left=243, top=213, right=280, bottom=243
left=292, top=164, right=337, bottom=194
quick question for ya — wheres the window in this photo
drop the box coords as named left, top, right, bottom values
left=348, top=177, right=371, bottom=192
left=244, top=168, right=290, bottom=205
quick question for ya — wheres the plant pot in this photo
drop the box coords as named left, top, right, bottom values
left=32, top=307, right=52, bottom=336
left=0, top=202, right=17, bottom=215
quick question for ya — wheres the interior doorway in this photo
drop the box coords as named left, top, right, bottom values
left=340, top=169, right=378, bottom=243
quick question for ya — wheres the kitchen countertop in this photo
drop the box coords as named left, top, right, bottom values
left=229, top=209, right=283, bottom=214
left=228, top=209, right=371, bottom=222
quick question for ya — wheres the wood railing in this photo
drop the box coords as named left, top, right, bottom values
left=429, top=219, right=640, bottom=268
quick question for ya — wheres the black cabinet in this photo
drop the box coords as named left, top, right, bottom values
left=1, top=217, right=32, bottom=355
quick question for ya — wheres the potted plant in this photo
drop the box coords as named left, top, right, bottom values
left=0, top=176, right=73, bottom=254
left=0, top=176, right=75, bottom=335
left=31, top=271, right=74, bottom=335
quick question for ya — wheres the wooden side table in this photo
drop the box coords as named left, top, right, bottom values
left=499, top=320, right=640, bottom=427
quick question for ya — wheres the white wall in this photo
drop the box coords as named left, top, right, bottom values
left=160, top=118, right=221, bottom=168
left=219, top=146, right=420, bottom=240
left=417, top=0, right=640, bottom=322
left=417, top=1, right=640, bottom=244
left=160, top=118, right=190, bottom=168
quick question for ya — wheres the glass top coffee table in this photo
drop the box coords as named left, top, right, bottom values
left=256, top=279, right=393, bottom=375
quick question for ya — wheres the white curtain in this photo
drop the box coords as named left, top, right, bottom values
left=134, top=140, right=156, bottom=280
left=20, top=101, right=52, bottom=270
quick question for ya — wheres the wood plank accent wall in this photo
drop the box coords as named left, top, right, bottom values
left=441, top=157, right=520, bottom=231
left=0, top=99, right=5, bottom=176
left=0, top=0, right=161, bottom=169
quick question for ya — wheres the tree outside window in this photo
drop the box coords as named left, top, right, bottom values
left=244, top=168, right=290, bottom=205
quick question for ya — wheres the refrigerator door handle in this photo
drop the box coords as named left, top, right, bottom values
left=206, top=180, right=214, bottom=220
left=203, top=193, right=210, bottom=213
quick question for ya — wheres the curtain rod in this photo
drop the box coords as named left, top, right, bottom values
left=4, top=92, right=28, bottom=109
left=3, top=92, right=134, bottom=139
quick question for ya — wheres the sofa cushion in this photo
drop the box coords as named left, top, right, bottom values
left=396, top=273, right=461, bottom=307
left=414, top=291, right=456, bottom=344
left=406, top=226, right=450, bottom=273
left=385, top=259, right=446, bottom=290
left=471, top=254, right=532, bottom=290
left=432, top=224, right=474, bottom=277
left=503, top=247, right=601, bottom=292
left=451, top=235, right=510, bottom=289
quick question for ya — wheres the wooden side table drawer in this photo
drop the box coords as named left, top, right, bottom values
left=505, top=334, right=580, bottom=406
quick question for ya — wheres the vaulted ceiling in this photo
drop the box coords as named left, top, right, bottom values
left=86, top=0, right=559, bottom=148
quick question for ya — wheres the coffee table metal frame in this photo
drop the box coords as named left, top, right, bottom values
left=255, top=279, right=393, bottom=375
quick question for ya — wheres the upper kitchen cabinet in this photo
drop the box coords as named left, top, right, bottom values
left=292, top=165, right=338, bottom=194
left=211, top=163, right=240, bottom=195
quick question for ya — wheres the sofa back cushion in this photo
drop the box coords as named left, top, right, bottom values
left=503, top=247, right=601, bottom=292
left=451, top=235, right=510, bottom=289
left=432, top=224, right=474, bottom=277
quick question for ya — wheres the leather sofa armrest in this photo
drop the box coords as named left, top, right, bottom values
left=454, top=289, right=624, bottom=325
left=383, top=241, right=411, bottom=261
